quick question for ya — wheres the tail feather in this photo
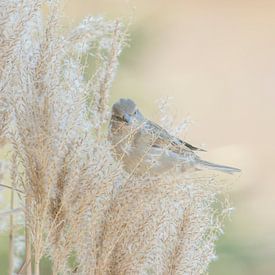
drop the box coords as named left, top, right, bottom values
left=197, top=159, right=241, bottom=174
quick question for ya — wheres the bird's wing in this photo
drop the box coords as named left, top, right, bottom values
left=143, top=120, right=206, bottom=154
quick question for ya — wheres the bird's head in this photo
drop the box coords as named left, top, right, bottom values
left=111, top=98, right=143, bottom=125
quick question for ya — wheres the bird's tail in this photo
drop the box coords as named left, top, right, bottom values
left=196, top=159, right=241, bottom=174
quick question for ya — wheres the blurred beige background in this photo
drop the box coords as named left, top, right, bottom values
left=67, top=1, right=274, bottom=274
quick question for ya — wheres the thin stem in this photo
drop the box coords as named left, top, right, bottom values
left=17, top=260, right=27, bottom=274
left=25, top=195, right=32, bottom=275
left=8, top=186, right=14, bottom=275
left=34, top=257, right=40, bottom=275
left=0, top=183, right=24, bottom=194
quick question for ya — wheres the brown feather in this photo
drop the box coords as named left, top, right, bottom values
left=142, top=120, right=205, bottom=154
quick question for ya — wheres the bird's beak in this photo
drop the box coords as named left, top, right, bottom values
left=123, top=113, right=132, bottom=124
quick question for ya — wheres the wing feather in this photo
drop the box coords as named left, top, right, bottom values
left=143, top=120, right=206, bottom=154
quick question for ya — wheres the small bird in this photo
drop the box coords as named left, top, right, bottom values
left=108, top=98, right=241, bottom=176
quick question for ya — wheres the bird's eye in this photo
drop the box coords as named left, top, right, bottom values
left=134, top=110, right=137, bottom=115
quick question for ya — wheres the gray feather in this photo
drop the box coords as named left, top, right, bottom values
left=196, top=159, right=241, bottom=174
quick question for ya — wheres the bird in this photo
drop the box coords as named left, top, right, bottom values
left=108, top=98, right=241, bottom=176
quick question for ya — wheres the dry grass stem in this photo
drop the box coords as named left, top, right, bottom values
left=8, top=184, right=14, bottom=275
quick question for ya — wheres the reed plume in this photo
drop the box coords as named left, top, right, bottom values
left=0, top=1, right=232, bottom=274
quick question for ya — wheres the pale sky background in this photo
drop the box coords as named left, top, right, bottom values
left=63, top=1, right=275, bottom=274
